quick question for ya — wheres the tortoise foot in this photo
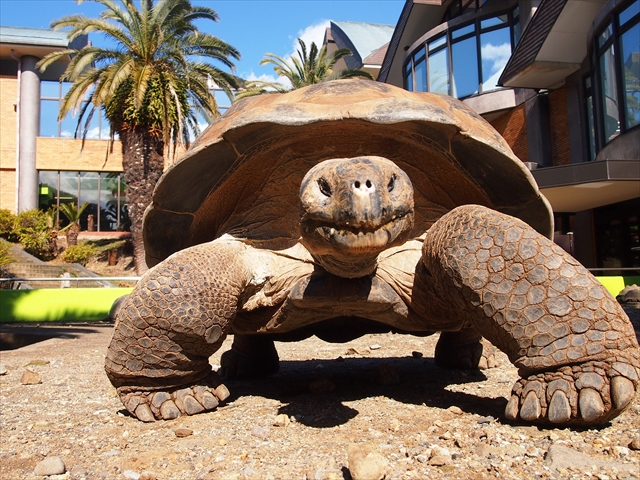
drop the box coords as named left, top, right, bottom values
left=118, top=372, right=230, bottom=422
left=504, top=360, right=637, bottom=426
left=435, top=332, right=496, bottom=370
left=219, top=335, right=280, bottom=379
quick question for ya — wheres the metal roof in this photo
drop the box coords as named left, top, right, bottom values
left=0, top=26, right=70, bottom=47
left=330, top=21, right=395, bottom=67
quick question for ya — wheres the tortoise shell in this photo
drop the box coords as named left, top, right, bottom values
left=144, top=79, right=552, bottom=267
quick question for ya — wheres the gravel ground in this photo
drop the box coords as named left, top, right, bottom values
left=1, top=307, right=639, bottom=480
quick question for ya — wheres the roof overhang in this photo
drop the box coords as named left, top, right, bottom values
left=0, top=26, right=87, bottom=62
left=532, top=159, right=640, bottom=213
left=500, top=0, right=607, bottom=88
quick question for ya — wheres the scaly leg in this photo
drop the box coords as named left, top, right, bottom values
left=219, top=334, right=280, bottom=379
left=105, top=240, right=250, bottom=421
left=422, top=205, right=639, bottom=426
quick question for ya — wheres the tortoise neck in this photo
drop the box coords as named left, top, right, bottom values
left=311, top=252, right=378, bottom=279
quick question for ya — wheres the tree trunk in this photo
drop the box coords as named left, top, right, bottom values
left=67, top=223, right=79, bottom=247
left=119, top=127, right=165, bottom=275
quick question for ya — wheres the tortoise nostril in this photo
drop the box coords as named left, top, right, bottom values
left=366, top=180, right=372, bottom=188
left=354, top=181, right=361, bottom=189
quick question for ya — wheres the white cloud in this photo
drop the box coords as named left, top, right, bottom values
left=288, top=20, right=330, bottom=58
left=481, top=42, right=511, bottom=75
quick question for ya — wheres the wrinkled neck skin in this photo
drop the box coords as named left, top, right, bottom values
left=299, top=156, right=415, bottom=279
left=309, top=250, right=380, bottom=279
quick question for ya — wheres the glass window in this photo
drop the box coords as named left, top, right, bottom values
left=586, top=94, right=596, bottom=161
left=414, top=58, right=427, bottom=92
left=38, top=171, right=59, bottom=213
left=481, top=14, right=508, bottom=29
left=429, top=35, right=447, bottom=52
left=405, top=62, right=413, bottom=91
left=41, top=81, right=60, bottom=99
left=452, top=36, right=479, bottom=98
left=428, top=48, right=450, bottom=94
left=40, top=99, right=60, bottom=137
left=480, top=27, right=511, bottom=92
left=79, top=172, right=99, bottom=231
left=619, top=0, right=639, bottom=26
left=620, top=22, right=640, bottom=129
left=599, top=23, right=613, bottom=48
left=452, top=23, right=475, bottom=39
left=599, top=45, right=621, bottom=142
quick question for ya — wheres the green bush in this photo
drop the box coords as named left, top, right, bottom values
left=0, top=239, right=13, bottom=267
left=0, top=209, right=17, bottom=241
left=13, top=209, right=49, bottom=237
left=64, top=242, right=99, bottom=266
left=20, top=230, right=56, bottom=261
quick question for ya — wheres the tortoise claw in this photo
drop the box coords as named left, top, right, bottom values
left=611, top=376, right=635, bottom=410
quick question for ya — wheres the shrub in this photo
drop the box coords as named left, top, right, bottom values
left=13, top=209, right=48, bottom=237
left=64, top=242, right=99, bottom=266
left=0, top=239, right=13, bottom=267
left=0, top=209, right=17, bottom=241
left=20, top=230, right=56, bottom=261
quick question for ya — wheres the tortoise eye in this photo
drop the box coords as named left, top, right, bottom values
left=318, top=178, right=332, bottom=197
left=388, top=174, right=397, bottom=192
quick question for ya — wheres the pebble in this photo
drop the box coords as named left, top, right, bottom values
left=447, top=406, right=463, bottom=415
left=411, top=351, right=423, bottom=358
left=273, top=413, right=290, bottom=427
left=34, top=456, right=66, bottom=476
left=123, top=471, right=141, bottom=480
left=369, top=344, right=382, bottom=350
left=629, top=436, right=640, bottom=450
left=21, top=369, right=41, bottom=385
left=0, top=364, right=7, bottom=375
left=251, top=425, right=270, bottom=440
left=477, top=416, right=494, bottom=424
left=174, top=428, right=193, bottom=438
left=347, top=443, right=388, bottom=480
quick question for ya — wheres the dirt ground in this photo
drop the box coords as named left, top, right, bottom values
left=1, top=307, right=639, bottom=480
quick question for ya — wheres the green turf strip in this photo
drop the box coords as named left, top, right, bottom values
left=0, top=288, right=132, bottom=323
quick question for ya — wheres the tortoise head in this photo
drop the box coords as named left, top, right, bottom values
left=299, top=156, right=414, bottom=278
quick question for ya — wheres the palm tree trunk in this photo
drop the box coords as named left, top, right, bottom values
left=119, top=127, right=165, bottom=275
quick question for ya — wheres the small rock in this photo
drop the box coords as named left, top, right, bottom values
left=429, top=446, right=451, bottom=466
left=123, top=470, right=141, bottom=480
left=346, top=347, right=366, bottom=356
left=347, top=443, right=388, bottom=480
left=306, top=468, right=343, bottom=480
left=374, top=364, right=399, bottom=385
left=251, top=426, right=270, bottom=440
left=273, top=413, right=290, bottom=427
left=309, top=377, right=336, bottom=394
left=629, top=436, right=640, bottom=450
left=411, top=351, right=423, bottom=358
left=611, top=445, right=630, bottom=457
left=24, top=359, right=50, bottom=367
left=369, top=344, right=382, bottom=351
left=477, top=415, right=494, bottom=424
left=139, top=472, right=157, bottom=480
left=240, top=466, right=261, bottom=480
left=447, top=406, right=463, bottom=415
left=34, top=456, right=66, bottom=476
left=174, top=428, right=193, bottom=438
left=0, top=364, right=7, bottom=375
left=21, top=369, right=41, bottom=385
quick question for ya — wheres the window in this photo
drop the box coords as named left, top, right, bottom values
left=403, top=5, right=519, bottom=99
left=40, top=81, right=113, bottom=140
left=589, top=0, right=640, bottom=151
left=38, top=171, right=129, bottom=232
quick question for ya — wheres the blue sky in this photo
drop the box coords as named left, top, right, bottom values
left=0, top=0, right=404, bottom=86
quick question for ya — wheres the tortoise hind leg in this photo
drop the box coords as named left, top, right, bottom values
left=219, top=334, right=280, bottom=379
left=105, top=241, right=249, bottom=421
left=435, top=322, right=497, bottom=369
left=422, top=205, right=640, bottom=426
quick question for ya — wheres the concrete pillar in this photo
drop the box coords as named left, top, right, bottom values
left=17, top=55, right=41, bottom=213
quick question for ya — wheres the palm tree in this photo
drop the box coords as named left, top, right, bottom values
left=59, top=202, right=90, bottom=247
left=37, top=0, right=241, bottom=273
left=236, top=38, right=373, bottom=99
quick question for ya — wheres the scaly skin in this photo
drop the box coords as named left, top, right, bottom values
left=422, top=204, right=640, bottom=425
left=105, top=240, right=249, bottom=421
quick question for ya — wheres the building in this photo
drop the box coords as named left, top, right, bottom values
left=0, top=26, right=127, bottom=231
left=324, top=21, right=395, bottom=80
left=0, top=26, right=231, bottom=232
left=379, top=0, right=640, bottom=271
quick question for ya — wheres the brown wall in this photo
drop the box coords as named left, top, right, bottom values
left=549, top=88, right=571, bottom=166
left=490, top=104, right=529, bottom=163
left=0, top=77, right=18, bottom=210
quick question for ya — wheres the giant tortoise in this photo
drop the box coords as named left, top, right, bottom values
left=105, top=79, right=639, bottom=426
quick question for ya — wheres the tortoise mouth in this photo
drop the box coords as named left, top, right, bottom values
left=301, top=211, right=414, bottom=256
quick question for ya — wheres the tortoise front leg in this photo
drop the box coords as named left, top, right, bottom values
left=105, top=240, right=250, bottom=421
left=422, top=205, right=640, bottom=426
